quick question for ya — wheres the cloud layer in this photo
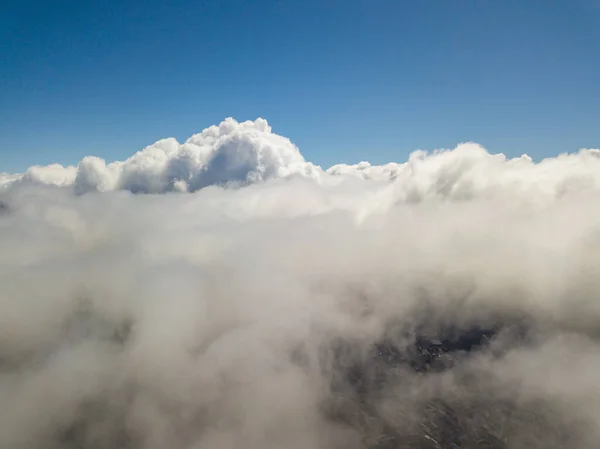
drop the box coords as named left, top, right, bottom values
left=3, top=117, right=600, bottom=203
left=2, top=118, right=600, bottom=448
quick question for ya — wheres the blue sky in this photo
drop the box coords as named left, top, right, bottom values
left=1, top=0, right=599, bottom=172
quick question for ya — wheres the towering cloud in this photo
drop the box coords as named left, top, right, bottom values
left=1, top=118, right=600, bottom=449
left=2, top=118, right=320, bottom=195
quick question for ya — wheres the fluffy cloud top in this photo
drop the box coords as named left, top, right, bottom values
left=1, top=118, right=319, bottom=195
left=2, top=118, right=600, bottom=449
left=3, top=117, right=600, bottom=206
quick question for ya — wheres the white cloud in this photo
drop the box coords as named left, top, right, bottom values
left=1, top=118, right=600, bottom=448
left=2, top=118, right=321, bottom=194
left=3, top=118, right=600, bottom=208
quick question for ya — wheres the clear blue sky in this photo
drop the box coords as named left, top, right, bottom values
left=1, top=0, right=599, bottom=172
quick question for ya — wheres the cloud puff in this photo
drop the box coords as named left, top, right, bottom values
left=2, top=118, right=600, bottom=448
left=2, top=118, right=321, bottom=194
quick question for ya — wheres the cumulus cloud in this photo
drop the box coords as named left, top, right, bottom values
left=1, top=118, right=600, bottom=448
left=3, top=118, right=600, bottom=206
left=1, top=118, right=321, bottom=195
